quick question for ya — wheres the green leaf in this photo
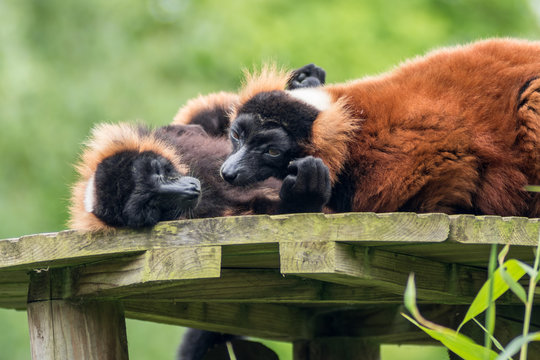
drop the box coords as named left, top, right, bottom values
left=497, top=244, right=510, bottom=266
left=459, top=259, right=527, bottom=330
left=524, top=185, right=540, bottom=193
left=499, top=263, right=527, bottom=303
left=471, top=318, right=504, bottom=352
left=403, top=273, right=499, bottom=360
left=404, top=273, right=420, bottom=318
left=403, top=313, right=499, bottom=360
left=494, top=332, right=540, bottom=360
left=514, top=261, right=536, bottom=279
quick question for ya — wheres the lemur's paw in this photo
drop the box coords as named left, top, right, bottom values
left=279, top=156, right=331, bottom=213
left=287, top=64, right=326, bottom=90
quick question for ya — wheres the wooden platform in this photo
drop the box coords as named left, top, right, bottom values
left=1, top=213, right=539, bottom=359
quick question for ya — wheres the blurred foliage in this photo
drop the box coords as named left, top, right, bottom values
left=0, top=0, right=539, bottom=359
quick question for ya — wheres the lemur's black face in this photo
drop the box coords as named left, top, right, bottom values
left=93, top=151, right=201, bottom=228
left=220, top=114, right=298, bottom=185
left=220, top=91, right=319, bottom=186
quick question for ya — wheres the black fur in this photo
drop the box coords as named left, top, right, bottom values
left=93, top=150, right=201, bottom=228
left=326, top=167, right=355, bottom=213
left=220, top=93, right=319, bottom=186
left=177, top=329, right=239, bottom=360
left=237, top=91, right=318, bottom=141
left=279, top=156, right=332, bottom=213
left=91, top=123, right=331, bottom=229
left=287, top=63, right=326, bottom=90
left=189, top=106, right=231, bottom=137
left=93, top=150, right=139, bottom=227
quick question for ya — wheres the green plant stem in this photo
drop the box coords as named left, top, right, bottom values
left=226, top=341, right=237, bottom=360
left=520, top=230, right=540, bottom=360
left=485, top=244, right=498, bottom=355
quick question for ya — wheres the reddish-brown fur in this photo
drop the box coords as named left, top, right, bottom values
left=241, top=39, right=540, bottom=217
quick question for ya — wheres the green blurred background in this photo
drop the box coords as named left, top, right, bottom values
left=1, top=0, right=539, bottom=359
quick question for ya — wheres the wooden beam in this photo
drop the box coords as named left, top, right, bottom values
left=376, top=243, right=536, bottom=266
left=280, top=242, right=488, bottom=302
left=27, top=269, right=128, bottom=360
left=449, top=215, right=540, bottom=245
left=0, top=270, right=29, bottom=309
left=221, top=243, right=280, bottom=268
left=78, top=269, right=406, bottom=304
left=123, top=301, right=310, bottom=341
left=74, top=246, right=221, bottom=296
left=0, top=213, right=450, bottom=271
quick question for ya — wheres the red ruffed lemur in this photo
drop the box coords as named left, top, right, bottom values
left=220, top=39, right=540, bottom=218
left=68, top=65, right=328, bottom=360
left=69, top=65, right=330, bottom=231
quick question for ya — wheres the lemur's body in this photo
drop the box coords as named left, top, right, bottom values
left=221, top=39, right=540, bottom=217
left=68, top=65, right=329, bottom=360
left=69, top=64, right=329, bottom=231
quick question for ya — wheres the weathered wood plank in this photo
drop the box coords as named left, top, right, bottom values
left=123, top=301, right=310, bottom=341
left=280, top=242, right=488, bottom=302
left=0, top=270, right=29, bottom=309
left=449, top=215, right=540, bottom=245
left=222, top=243, right=280, bottom=268
left=377, top=243, right=536, bottom=266
left=74, top=246, right=221, bottom=296
left=28, top=300, right=129, bottom=360
left=79, top=269, right=406, bottom=304
left=0, top=213, right=449, bottom=271
left=27, top=269, right=129, bottom=360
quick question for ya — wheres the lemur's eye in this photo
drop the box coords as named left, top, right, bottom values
left=151, top=159, right=163, bottom=176
left=231, top=130, right=240, bottom=141
left=266, top=148, right=281, bottom=157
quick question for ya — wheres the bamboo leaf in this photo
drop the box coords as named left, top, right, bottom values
left=524, top=185, right=540, bottom=192
left=514, top=261, right=536, bottom=279
left=499, top=264, right=527, bottom=303
left=403, top=313, right=498, bottom=360
left=404, top=274, right=498, bottom=360
left=404, top=273, right=420, bottom=318
left=471, top=318, right=504, bottom=352
left=494, top=332, right=540, bottom=360
left=459, top=259, right=527, bottom=330
left=497, top=244, right=510, bottom=266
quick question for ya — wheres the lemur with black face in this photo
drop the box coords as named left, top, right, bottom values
left=69, top=64, right=330, bottom=231
left=68, top=65, right=328, bottom=360
left=221, top=39, right=540, bottom=218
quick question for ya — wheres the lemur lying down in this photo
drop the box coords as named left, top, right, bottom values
left=69, top=64, right=329, bottom=231
left=68, top=64, right=327, bottom=360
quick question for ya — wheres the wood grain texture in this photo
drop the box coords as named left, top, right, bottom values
left=27, top=300, right=129, bottom=360
left=377, top=243, right=537, bottom=266
left=0, top=213, right=450, bottom=271
left=450, top=215, right=540, bottom=245
left=123, top=301, right=310, bottom=341
left=107, top=269, right=406, bottom=304
left=0, top=270, right=28, bottom=309
left=280, top=241, right=489, bottom=302
left=27, top=269, right=128, bottom=360
left=74, top=246, right=221, bottom=296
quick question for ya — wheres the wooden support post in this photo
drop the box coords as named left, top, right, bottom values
left=27, top=268, right=129, bottom=360
left=293, top=338, right=380, bottom=360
